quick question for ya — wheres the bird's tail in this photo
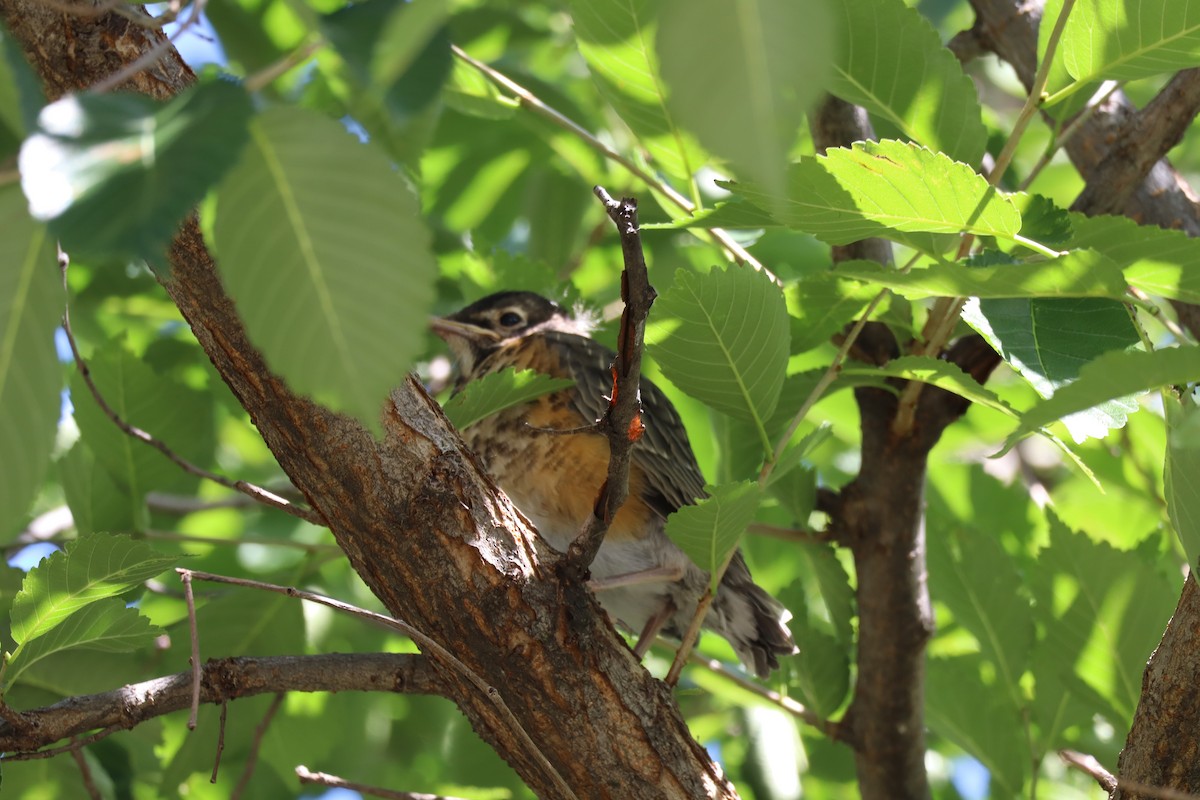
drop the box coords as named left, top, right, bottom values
left=709, top=551, right=798, bottom=679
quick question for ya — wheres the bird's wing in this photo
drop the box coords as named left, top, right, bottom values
left=547, top=330, right=707, bottom=517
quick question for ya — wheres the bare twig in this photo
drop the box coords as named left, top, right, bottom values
left=1059, top=750, right=1200, bottom=800
left=179, top=570, right=579, bottom=800
left=1019, top=80, right=1123, bottom=192
left=686, top=651, right=837, bottom=736
left=231, top=694, right=283, bottom=798
left=665, top=588, right=715, bottom=685
left=746, top=523, right=831, bottom=544
left=181, top=570, right=201, bottom=730
left=0, top=654, right=436, bottom=754
left=243, top=38, right=324, bottom=93
left=296, top=766, right=472, bottom=800
left=210, top=701, right=227, bottom=782
left=60, top=272, right=324, bottom=525
left=450, top=45, right=774, bottom=280
left=566, top=188, right=655, bottom=570
left=69, top=737, right=102, bottom=800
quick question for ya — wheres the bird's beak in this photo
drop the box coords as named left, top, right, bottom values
left=428, top=315, right=501, bottom=344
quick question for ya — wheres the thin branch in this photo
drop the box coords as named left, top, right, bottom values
left=665, top=588, right=715, bottom=685
left=450, top=44, right=773, bottom=281
left=179, top=570, right=579, bottom=800
left=566, top=187, right=655, bottom=570
left=243, top=38, right=323, bottom=93
left=686, top=651, right=838, bottom=737
left=145, top=528, right=341, bottom=554
left=210, top=701, right=227, bottom=782
left=296, top=766, right=473, bottom=800
left=69, top=737, right=102, bottom=800
left=1059, top=750, right=1200, bottom=800
left=181, top=570, right=202, bottom=730
left=746, top=523, right=831, bottom=544
left=1019, top=80, right=1123, bottom=192
left=61, top=277, right=325, bottom=525
left=231, top=694, right=282, bottom=798
left=0, top=653, right=436, bottom=753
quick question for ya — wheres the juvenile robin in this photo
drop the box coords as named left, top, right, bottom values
left=431, top=291, right=797, bottom=678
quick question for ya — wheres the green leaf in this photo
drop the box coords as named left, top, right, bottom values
left=1166, top=396, right=1200, bottom=569
left=9, top=533, right=177, bottom=645
left=963, top=296, right=1141, bottom=443
left=70, top=339, right=216, bottom=515
left=767, top=424, right=833, bottom=487
left=1031, top=513, right=1178, bottom=722
left=666, top=481, right=761, bottom=591
left=0, top=31, right=45, bottom=143
left=647, top=266, right=788, bottom=452
left=829, top=0, right=985, bottom=164
left=928, top=526, right=1033, bottom=711
left=656, top=0, right=832, bottom=196
left=443, top=57, right=519, bottom=120
left=926, top=655, right=1029, bottom=795
left=786, top=619, right=849, bottom=718
left=1070, top=213, right=1200, bottom=305
left=843, top=356, right=1017, bottom=419
left=569, top=0, right=707, bottom=184
left=6, top=599, right=160, bottom=686
left=724, top=140, right=1021, bottom=252
left=18, top=79, right=252, bottom=259
left=836, top=249, right=1128, bottom=300
left=58, top=441, right=137, bottom=536
left=785, top=274, right=878, bottom=353
left=211, top=107, right=438, bottom=436
left=0, top=185, right=61, bottom=539
left=442, top=368, right=575, bottom=431
left=1051, top=0, right=1200, bottom=105
left=1011, top=347, right=1200, bottom=443
left=319, top=0, right=451, bottom=124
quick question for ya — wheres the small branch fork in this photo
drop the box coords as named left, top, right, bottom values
left=1059, top=750, right=1200, bottom=800
left=564, top=187, right=656, bottom=572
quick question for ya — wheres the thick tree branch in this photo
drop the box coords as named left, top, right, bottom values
left=1071, top=69, right=1200, bottom=216
left=0, top=6, right=737, bottom=798
left=0, top=653, right=435, bottom=753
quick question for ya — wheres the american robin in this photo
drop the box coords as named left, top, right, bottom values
left=431, top=291, right=796, bottom=678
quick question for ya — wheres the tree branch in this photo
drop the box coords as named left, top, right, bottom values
left=566, top=187, right=655, bottom=570
left=0, top=653, right=437, bottom=753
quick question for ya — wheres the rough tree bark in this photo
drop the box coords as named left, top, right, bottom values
left=966, top=1, right=1200, bottom=796
left=0, top=6, right=736, bottom=798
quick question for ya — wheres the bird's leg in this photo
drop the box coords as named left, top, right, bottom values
left=586, top=564, right=686, bottom=591
left=633, top=598, right=677, bottom=657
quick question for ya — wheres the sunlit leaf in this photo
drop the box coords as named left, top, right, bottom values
left=724, top=140, right=1021, bottom=252
left=569, top=0, right=707, bottom=184
left=830, top=0, right=984, bottom=164
left=1070, top=213, right=1200, bottom=305
left=6, top=599, right=160, bottom=686
left=9, top=533, right=177, bottom=645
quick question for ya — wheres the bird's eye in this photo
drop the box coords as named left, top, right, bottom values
left=498, top=311, right=523, bottom=327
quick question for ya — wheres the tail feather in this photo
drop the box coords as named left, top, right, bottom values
left=710, top=550, right=798, bottom=679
